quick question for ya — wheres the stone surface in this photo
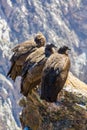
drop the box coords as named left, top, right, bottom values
left=19, top=72, right=87, bottom=130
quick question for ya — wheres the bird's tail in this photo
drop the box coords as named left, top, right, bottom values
left=6, top=63, right=14, bottom=77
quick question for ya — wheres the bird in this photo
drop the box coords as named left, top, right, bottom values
left=7, top=32, right=46, bottom=81
left=20, top=44, right=57, bottom=97
left=40, top=46, right=71, bottom=102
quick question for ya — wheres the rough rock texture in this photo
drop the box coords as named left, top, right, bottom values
left=0, top=41, right=21, bottom=130
left=19, top=72, right=87, bottom=130
left=0, top=73, right=20, bottom=130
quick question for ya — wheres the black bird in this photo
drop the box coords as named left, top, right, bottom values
left=7, top=32, right=46, bottom=81
left=20, top=44, right=57, bottom=96
left=41, top=46, right=71, bottom=102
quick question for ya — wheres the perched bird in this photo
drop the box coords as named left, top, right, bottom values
left=20, top=44, right=57, bottom=96
left=7, top=32, right=46, bottom=81
left=41, top=46, right=71, bottom=102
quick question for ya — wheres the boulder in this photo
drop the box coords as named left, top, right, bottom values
left=19, top=72, right=87, bottom=130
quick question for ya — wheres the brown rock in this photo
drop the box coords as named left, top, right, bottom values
left=19, top=79, right=87, bottom=130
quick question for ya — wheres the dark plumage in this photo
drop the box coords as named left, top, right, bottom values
left=41, top=46, right=71, bottom=102
left=20, top=44, right=57, bottom=96
left=7, top=32, right=46, bottom=81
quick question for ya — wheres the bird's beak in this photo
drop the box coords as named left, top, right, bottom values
left=53, top=44, right=57, bottom=48
left=68, top=48, right=71, bottom=50
left=66, top=48, right=71, bottom=54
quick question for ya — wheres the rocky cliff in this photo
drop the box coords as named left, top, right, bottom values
left=19, top=72, right=87, bottom=130
left=0, top=43, right=21, bottom=129
left=0, top=0, right=87, bottom=130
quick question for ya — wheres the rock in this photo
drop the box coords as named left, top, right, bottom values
left=19, top=93, right=42, bottom=130
left=19, top=73, right=87, bottom=130
left=0, top=73, right=20, bottom=130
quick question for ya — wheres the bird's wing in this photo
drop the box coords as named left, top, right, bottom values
left=12, top=40, right=35, bottom=52
left=41, top=53, right=70, bottom=102
left=42, top=53, right=70, bottom=86
left=22, top=47, right=46, bottom=77
left=54, top=54, right=70, bottom=73
left=12, top=44, right=20, bottom=52
left=10, top=40, right=36, bottom=63
left=7, top=62, right=15, bottom=77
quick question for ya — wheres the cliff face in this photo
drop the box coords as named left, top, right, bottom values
left=0, top=0, right=87, bottom=82
left=0, top=40, right=21, bottom=129
left=0, top=0, right=87, bottom=129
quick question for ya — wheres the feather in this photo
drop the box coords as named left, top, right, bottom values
left=41, top=46, right=71, bottom=102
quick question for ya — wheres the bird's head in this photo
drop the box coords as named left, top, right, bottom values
left=46, top=43, right=57, bottom=53
left=58, top=46, right=71, bottom=55
left=34, top=32, right=46, bottom=47
left=45, top=43, right=57, bottom=57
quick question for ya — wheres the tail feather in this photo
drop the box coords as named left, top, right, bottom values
left=7, top=63, right=14, bottom=77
